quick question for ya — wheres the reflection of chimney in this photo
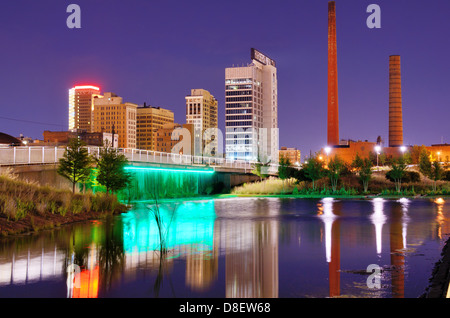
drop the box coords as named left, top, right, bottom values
left=327, top=1, right=339, bottom=146
left=389, top=55, right=403, bottom=147
left=390, top=202, right=405, bottom=298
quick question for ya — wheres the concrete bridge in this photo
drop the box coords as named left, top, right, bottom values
left=0, top=146, right=278, bottom=191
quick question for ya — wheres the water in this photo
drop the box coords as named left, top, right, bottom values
left=0, top=197, right=449, bottom=298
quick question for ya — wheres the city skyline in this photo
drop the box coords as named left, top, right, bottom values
left=1, top=0, right=449, bottom=155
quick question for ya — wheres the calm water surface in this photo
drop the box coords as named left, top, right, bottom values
left=0, top=197, right=449, bottom=298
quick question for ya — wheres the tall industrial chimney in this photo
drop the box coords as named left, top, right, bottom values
left=327, top=1, right=339, bottom=146
left=389, top=55, right=403, bottom=147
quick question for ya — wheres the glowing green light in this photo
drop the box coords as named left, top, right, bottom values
left=122, top=201, right=216, bottom=253
left=124, top=166, right=215, bottom=174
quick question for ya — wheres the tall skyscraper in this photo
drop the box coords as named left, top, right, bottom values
left=92, top=92, right=137, bottom=149
left=68, top=85, right=101, bottom=132
left=185, top=89, right=218, bottom=156
left=225, top=48, right=278, bottom=162
left=389, top=55, right=404, bottom=147
left=136, top=104, right=174, bottom=151
left=327, top=1, right=339, bottom=146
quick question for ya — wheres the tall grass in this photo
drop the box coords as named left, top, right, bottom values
left=232, top=172, right=450, bottom=197
left=0, top=170, right=126, bottom=221
left=232, top=177, right=297, bottom=195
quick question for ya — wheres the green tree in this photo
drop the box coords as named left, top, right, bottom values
left=430, top=161, right=443, bottom=192
left=96, top=145, right=133, bottom=194
left=411, top=145, right=427, bottom=164
left=352, top=155, right=373, bottom=193
left=403, top=151, right=412, bottom=165
left=278, top=156, right=291, bottom=193
left=327, top=155, right=345, bottom=193
left=252, top=152, right=271, bottom=182
left=389, top=157, right=407, bottom=193
left=419, top=149, right=432, bottom=178
left=302, top=155, right=325, bottom=191
left=57, top=138, right=92, bottom=193
left=378, top=152, right=387, bottom=166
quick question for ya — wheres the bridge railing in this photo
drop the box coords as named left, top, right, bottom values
left=0, top=146, right=65, bottom=165
left=0, top=146, right=279, bottom=173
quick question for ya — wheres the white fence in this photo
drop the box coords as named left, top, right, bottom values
left=0, top=146, right=279, bottom=173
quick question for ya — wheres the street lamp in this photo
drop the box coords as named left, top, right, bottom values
left=324, top=146, right=331, bottom=166
left=374, top=145, right=382, bottom=170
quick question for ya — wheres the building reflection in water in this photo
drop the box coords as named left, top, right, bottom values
left=70, top=243, right=99, bottom=298
left=318, top=197, right=408, bottom=298
left=318, top=198, right=341, bottom=297
left=221, top=198, right=279, bottom=298
left=2, top=197, right=450, bottom=298
left=389, top=199, right=408, bottom=298
left=0, top=244, right=64, bottom=287
left=434, top=198, right=450, bottom=299
left=435, top=198, right=447, bottom=240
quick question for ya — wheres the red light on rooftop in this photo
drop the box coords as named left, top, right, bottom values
left=73, top=85, right=100, bottom=91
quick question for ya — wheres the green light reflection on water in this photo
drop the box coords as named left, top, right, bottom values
left=121, top=200, right=216, bottom=254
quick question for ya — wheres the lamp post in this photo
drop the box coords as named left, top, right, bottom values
left=400, top=146, right=407, bottom=161
left=324, top=146, right=331, bottom=167
left=374, top=145, right=381, bottom=171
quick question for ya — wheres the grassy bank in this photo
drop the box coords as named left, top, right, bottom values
left=0, top=171, right=128, bottom=237
left=232, top=173, right=450, bottom=198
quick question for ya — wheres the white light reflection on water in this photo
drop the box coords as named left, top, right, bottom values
left=398, top=198, right=410, bottom=250
left=371, top=198, right=386, bottom=255
left=318, top=198, right=337, bottom=263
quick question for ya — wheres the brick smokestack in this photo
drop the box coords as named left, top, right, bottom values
left=327, top=1, right=339, bottom=146
left=389, top=55, right=403, bottom=147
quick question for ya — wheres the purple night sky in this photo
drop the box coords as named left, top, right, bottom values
left=0, top=0, right=449, bottom=157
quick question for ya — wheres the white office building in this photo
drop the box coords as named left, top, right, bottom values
left=225, top=48, right=279, bottom=162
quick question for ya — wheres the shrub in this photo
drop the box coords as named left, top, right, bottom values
left=443, top=171, right=450, bottom=181
left=36, top=201, right=48, bottom=215
left=15, top=200, right=34, bottom=221
left=385, top=170, right=420, bottom=183
left=0, top=195, right=17, bottom=220
left=71, top=199, right=84, bottom=214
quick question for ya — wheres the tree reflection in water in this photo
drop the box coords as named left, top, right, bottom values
left=148, top=196, right=178, bottom=297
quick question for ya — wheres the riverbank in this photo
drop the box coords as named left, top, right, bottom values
left=421, top=235, right=450, bottom=298
left=0, top=173, right=128, bottom=237
left=222, top=193, right=450, bottom=200
left=0, top=208, right=125, bottom=237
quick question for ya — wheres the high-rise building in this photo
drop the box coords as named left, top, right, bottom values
left=389, top=55, right=404, bottom=147
left=92, top=92, right=137, bottom=149
left=155, top=123, right=194, bottom=155
left=225, top=48, right=278, bottom=161
left=136, top=103, right=174, bottom=151
left=327, top=1, right=339, bottom=146
left=68, top=85, right=102, bottom=132
left=185, top=89, right=218, bottom=156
